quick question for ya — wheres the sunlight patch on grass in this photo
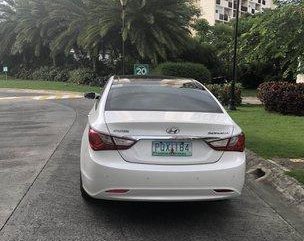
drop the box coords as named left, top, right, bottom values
left=229, top=105, right=304, bottom=158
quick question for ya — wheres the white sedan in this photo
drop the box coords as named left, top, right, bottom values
left=80, top=76, right=246, bottom=202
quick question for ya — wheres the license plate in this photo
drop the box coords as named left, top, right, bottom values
left=152, top=141, right=192, bottom=157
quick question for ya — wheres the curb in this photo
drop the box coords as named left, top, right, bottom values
left=246, top=150, right=304, bottom=213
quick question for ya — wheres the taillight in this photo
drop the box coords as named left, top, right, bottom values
left=207, top=133, right=245, bottom=152
left=88, top=128, right=136, bottom=151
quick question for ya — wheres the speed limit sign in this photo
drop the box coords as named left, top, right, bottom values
left=134, top=64, right=149, bottom=76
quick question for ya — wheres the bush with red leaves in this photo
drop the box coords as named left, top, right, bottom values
left=258, top=82, right=304, bottom=116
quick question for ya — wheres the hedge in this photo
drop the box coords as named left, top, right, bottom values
left=258, top=82, right=304, bottom=116
left=206, top=83, right=242, bottom=106
left=11, top=65, right=107, bottom=86
left=32, top=66, right=69, bottom=82
left=68, top=68, right=98, bottom=85
left=155, top=62, right=212, bottom=84
left=15, top=67, right=34, bottom=80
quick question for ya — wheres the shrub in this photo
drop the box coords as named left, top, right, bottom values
left=68, top=68, right=97, bottom=85
left=258, top=82, right=304, bottom=116
left=206, top=83, right=242, bottom=106
left=15, top=67, right=34, bottom=80
left=32, top=66, right=53, bottom=81
left=32, top=66, right=67, bottom=81
left=53, top=69, right=69, bottom=82
left=155, top=62, right=212, bottom=84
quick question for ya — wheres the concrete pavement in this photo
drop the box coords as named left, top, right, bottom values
left=0, top=90, right=303, bottom=241
left=0, top=91, right=76, bottom=229
left=242, top=97, right=262, bottom=105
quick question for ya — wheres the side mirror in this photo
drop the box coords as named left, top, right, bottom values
left=84, top=92, right=100, bottom=100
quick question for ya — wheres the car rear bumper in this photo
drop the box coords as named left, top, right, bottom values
left=81, top=146, right=246, bottom=201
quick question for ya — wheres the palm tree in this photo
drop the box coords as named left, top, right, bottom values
left=0, top=0, right=18, bottom=59
left=125, top=0, right=199, bottom=62
left=0, top=0, right=198, bottom=69
left=48, top=0, right=110, bottom=69
left=84, top=0, right=199, bottom=63
left=12, top=0, right=50, bottom=58
left=0, top=0, right=54, bottom=65
left=48, top=0, right=89, bottom=58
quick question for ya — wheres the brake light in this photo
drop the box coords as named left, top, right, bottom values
left=207, top=133, right=245, bottom=152
left=105, top=189, right=130, bottom=194
left=88, top=128, right=136, bottom=151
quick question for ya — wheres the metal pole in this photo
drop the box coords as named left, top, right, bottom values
left=121, top=0, right=126, bottom=75
left=228, top=0, right=240, bottom=111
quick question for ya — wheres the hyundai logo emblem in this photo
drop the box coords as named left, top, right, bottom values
left=166, top=127, right=180, bottom=135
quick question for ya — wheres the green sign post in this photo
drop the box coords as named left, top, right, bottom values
left=134, top=64, right=149, bottom=76
left=3, top=66, right=8, bottom=81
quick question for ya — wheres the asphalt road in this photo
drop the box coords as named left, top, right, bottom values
left=0, top=90, right=303, bottom=241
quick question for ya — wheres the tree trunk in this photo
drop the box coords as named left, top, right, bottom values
left=52, top=55, right=57, bottom=67
left=92, top=57, right=97, bottom=72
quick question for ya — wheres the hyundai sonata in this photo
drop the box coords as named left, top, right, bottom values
left=80, top=76, right=245, bottom=201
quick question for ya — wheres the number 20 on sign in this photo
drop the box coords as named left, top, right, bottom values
left=134, top=64, right=149, bottom=76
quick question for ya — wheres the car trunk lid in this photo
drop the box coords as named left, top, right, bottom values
left=105, top=111, right=234, bottom=165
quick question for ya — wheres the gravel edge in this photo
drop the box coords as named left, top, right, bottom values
left=246, top=149, right=304, bottom=213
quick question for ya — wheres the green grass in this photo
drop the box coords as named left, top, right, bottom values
left=229, top=105, right=304, bottom=158
left=242, top=89, right=257, bottom=97
left=0, top=78, right=101, bottom=93
left=286, top=170, right=304, bottom=185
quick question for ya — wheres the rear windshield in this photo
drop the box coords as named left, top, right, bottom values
left=105, top=83, right=223, bottom=113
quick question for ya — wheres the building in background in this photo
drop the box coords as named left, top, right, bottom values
left=193, top=0, right=275, bottom=25
left=297, top=74, right=304, bottom=83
